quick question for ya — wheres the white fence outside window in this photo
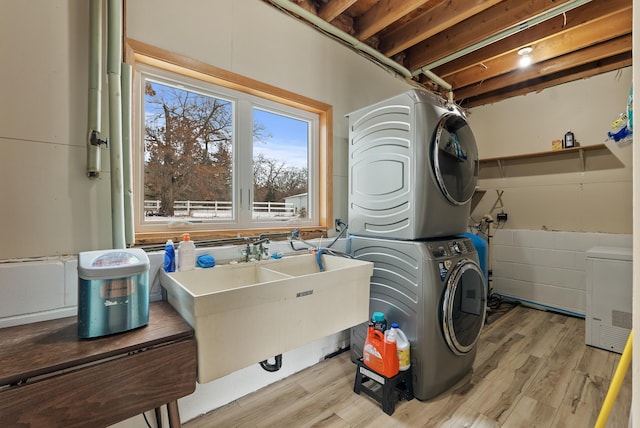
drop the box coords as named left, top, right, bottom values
left=144, top=200, right=296, bottom=219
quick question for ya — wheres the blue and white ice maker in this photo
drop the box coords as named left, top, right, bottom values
left=77, top=248, right=150, bottom=338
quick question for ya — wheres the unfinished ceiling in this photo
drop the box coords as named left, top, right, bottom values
left=265, top=0, right=632, bottom=108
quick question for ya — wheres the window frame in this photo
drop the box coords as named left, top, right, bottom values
left=126, top=39, right=333, bottom=245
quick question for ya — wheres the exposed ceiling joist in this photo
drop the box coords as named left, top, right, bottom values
left=267, top=0, right=632, bottom=107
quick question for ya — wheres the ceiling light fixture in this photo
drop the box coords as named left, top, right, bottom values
left=414, top=0, right=592, bottom=72
left=517, top=46, right=533, bottom=68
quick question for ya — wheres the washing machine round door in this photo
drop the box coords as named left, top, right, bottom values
left=432, top=113, right=479, bottom=206
left=441, top=259, right=486, bottom=355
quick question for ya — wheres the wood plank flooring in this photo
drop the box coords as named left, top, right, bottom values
left=184, top=306, right=631, bottom=427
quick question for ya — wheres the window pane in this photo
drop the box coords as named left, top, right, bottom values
left=252, top=108, right=309, bottom=221
left=143, top=80, right=234, bottom=223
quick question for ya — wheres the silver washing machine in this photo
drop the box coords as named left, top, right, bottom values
left=349, top=235, right=486, bottom=401
left=347, top=89, right=479, bottom=240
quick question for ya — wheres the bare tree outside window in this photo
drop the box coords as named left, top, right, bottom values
left=253, top=108, right=309, bottom=220
left=142, top=80, right=310, bottom=223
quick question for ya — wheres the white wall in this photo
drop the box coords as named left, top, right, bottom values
left=469, top=68, right=633, bottom=160
left=469, top=69, right=633, bottom=234
left=0, top=1, right=112, bottom=259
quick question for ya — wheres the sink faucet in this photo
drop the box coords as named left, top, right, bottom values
left=252, top=238, right=270, bottom=261
left=241, top=238, right=252, bottom=262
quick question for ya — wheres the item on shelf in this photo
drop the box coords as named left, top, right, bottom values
left=563, top=130, right=576, bottom=149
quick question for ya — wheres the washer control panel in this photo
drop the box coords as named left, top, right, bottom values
left=428, top=239, right=470, bottom=258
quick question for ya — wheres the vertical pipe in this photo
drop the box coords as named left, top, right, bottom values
left=87, top=0, right=102, bottom=177
left=108, top=0, right=125, bottom=249
left=121, top=62, right=134, bottom=246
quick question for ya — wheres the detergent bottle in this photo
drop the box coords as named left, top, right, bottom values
left=383, top=328, right=400, bottom=377
left=177, top=233, right=196, bottom=271
left=371, top=311, right=387, bottom=332
left=391, top=323, right=411, bottom=371
left=163, top=239, right=175, bottom=272
left=362, top=321, right=399, bottom=378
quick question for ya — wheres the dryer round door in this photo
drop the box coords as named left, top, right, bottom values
left=432, top=113, right=479, bottom=206
left=441, top=259, right=486, bottom=355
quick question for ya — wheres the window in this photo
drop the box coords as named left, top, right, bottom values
left=129, top=41, right=332, bottom=241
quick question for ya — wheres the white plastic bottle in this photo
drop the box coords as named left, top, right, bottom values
left=391, top=322, right=411, bottom=371
left=178, top=233, right=196, bottom=271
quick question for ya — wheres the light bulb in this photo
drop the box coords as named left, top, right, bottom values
left=517, top=46, right=533, bottom=68
left=519, top=55, right=532, bottom=68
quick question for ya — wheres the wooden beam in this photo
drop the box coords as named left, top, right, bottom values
left=458, top=52, right=632, bottom=108
left=455, top=35, right=631, bottom=100
left=445, top=9, right=631, bottom=89
left=406, top=0, right=577, bottom=71
left=291, top=0, right=317, bottom=14
left=379, top=0, right=501, bottom=57
left=318, top=0, right=358, bottom=22
left=353, top=0, right=431, bottom=41
left=434, top=0, right=632, bottom=77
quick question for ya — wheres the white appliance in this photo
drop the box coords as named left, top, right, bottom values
left=586, top=246, right=632, bottom=354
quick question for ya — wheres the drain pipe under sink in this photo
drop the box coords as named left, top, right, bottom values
left=260, top=354, right=283, bottom=372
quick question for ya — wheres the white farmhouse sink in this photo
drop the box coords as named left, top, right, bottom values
left=160, top=253, right=373, bottom=383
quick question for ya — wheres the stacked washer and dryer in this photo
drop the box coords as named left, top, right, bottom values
left=347, top=89, right=486, bottom=401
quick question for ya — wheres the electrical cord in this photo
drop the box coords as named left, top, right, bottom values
left=487, top=293, right=502, bottom=310
left=289, top=223, right=349, bottom=252
left=142, top=411, right=153, bottom=428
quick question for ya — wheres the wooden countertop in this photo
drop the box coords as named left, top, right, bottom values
left=0, top=301, right=193, bottom=386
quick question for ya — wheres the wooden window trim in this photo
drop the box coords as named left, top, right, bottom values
left=126, top=39, right=332, bottom=245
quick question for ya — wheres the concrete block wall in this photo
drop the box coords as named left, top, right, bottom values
left=491, top=229, right=632, bottom=316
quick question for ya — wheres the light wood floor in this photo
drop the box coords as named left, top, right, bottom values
left=184, top=306, right=631, bottom=427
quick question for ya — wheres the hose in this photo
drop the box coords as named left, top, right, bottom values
left=289, top=229, right=316, bottom=251
left=595, top=329, right=632, bottom=428
left=327, top=221, right=348, bottom=248
left=259, top=354, right=283, bottom=372
left=290, top=222, right=350, bottom=252
left=316, top=247, right=353, bottom=272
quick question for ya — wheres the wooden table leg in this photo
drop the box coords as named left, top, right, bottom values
left=155, top=407, right=163, bottom=428
left=167, top=400, right=181, bottom=428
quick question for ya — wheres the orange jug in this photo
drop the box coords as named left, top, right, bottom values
left=362, top=324, right=399, bottom=378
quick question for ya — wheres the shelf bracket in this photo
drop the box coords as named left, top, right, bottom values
left=579, top=148, right=585, bottom=171
left=496, top=159, right=504, bottom=178
left=490, top=190, right=505, bottom=213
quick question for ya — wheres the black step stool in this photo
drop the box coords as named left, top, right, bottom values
left=353, top=358, right=413, bottom=415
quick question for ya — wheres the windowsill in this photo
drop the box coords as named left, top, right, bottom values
left=134, top=226, right=328, bottom=247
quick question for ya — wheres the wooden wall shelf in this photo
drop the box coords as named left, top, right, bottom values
left=479, top=144, right=608, bottom=178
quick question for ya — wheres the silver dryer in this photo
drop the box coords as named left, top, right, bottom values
left=347, top=89, right=478, bottom=240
